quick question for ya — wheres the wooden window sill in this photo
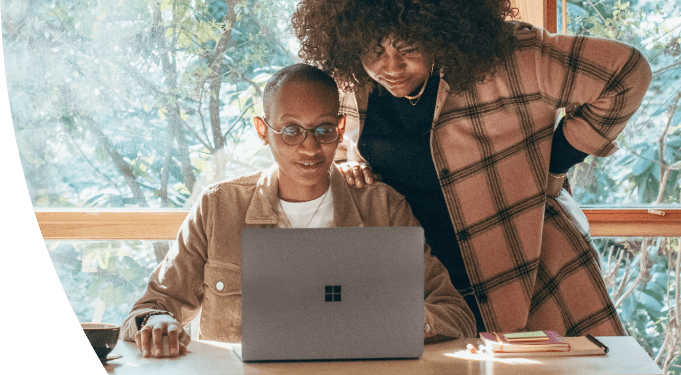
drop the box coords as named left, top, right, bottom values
left=34, top=209, right=681, bottom=240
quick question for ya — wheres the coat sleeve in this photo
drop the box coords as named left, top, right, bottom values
left=386, top=190, right=477, bottom=340
left=338, top=88, right=372, bottom=164
left=521, top=24, right=652, bottom=157
left=120, top=190, right=212, bottom=341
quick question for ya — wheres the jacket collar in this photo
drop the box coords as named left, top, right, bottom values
left=244, top=163, right=364, bottom=227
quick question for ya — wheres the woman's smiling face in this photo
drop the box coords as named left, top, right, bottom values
left=360, top=36, right=432, bottom=98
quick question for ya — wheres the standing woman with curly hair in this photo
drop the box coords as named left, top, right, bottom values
left=292, top=0, right=652, bottom=337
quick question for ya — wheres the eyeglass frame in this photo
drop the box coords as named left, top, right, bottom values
left=260, top=116, right=344, bottom=146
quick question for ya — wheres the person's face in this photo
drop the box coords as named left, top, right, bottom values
left=254, top=80, right=345, bottom=201
left=360, top=36, right=432, bottom=98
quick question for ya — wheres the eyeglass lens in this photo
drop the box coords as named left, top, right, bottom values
left=279, top=125, right=339, bottom=145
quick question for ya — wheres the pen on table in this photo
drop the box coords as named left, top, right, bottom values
left=586, top=334, right=609, bottom=354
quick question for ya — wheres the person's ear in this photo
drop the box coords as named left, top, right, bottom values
left=253, top=116, right=269, bottom=145
left=337, top=115, right=346, bottom=143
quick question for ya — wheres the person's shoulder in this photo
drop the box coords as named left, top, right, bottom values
left=201, top=170, right=264, bottom=197
left=345, top=181, right=416, bottom=224
left=348, top=180, right=407, bottom=203
left=225, top=170, right=265, bottom=186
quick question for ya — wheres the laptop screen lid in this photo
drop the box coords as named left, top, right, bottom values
left=240, top=227, right=425, bottom=361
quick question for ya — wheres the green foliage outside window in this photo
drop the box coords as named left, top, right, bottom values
left=561, top=1, right=681, bottom=373
left=3, top=0, right=295, bottom=209
left=563, top=0, right=681, bottom=206
left=47, top=241, right=160, bottom=325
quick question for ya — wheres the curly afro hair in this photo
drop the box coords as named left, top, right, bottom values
left=291, top=0, right=519, bottom=94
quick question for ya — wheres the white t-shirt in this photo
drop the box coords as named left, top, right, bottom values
left=277, top=187, right=334, bottom=228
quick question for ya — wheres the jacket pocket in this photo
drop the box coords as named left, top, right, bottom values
left=545, top=189, right=600, bottom=267
left=201, top=262, right=242, bottom=341
left=204, top=261, right=240, bottom=295
left=552, top=189, right=590, bottom=238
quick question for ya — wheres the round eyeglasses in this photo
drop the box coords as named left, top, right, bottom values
left=262, top=117, right=340, bottom=146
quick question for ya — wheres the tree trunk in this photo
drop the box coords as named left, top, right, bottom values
left=206, top=0, right=239, bottom=152
left=84, top=119, right=149, bottom=207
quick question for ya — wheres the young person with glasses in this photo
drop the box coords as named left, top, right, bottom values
left=120, top=64, right=475, bottom=358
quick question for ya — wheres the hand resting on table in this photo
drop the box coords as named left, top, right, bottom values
left=134, top=314, right=190, bottom=358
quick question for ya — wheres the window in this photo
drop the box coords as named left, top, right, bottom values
left=2, top=0, right=680, bottom=373
left=3, top=0, right=296, bottom=210
left=550, top=1, right=681, bottom=373
left=3, top=0, right=300, bottom=333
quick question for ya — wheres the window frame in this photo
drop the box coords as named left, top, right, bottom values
left=34, top=208, right=681, bottom=240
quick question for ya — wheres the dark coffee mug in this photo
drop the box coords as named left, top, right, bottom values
left=81, top=323, right=120, bottom=359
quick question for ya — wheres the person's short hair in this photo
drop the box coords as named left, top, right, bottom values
left=263, top=64, right=339, bottom=119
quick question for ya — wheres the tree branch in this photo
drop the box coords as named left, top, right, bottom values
left=674, top=242, right=680, bottom=338
left=65, top=132, right=121, bottom=193
left=153, top=3, right=196, bottom=195
left=205, top=0, right=239, bottom=151
left=81, top=117, right=149, bottom=207
left=655, top=90, right=681, bottom=204
left=615, top=239, right=651, bottom=308
left=584, top=0, right=617, bottom=35
left=652, top=60, right=681, bottom=76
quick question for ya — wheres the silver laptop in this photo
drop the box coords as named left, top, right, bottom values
left=239, top=227, right=425, bottom=362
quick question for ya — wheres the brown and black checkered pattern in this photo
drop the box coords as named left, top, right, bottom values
left=339, top=22, right=651, bottom=336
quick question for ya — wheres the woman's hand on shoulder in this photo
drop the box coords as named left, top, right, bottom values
left=135, top=314, right=190, bottom=358
left=338, top=161, right=377, bottom=188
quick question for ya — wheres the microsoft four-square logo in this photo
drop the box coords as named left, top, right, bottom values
left=325, top=285, right=341, bottom=302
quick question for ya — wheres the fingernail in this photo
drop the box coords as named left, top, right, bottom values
left=171, top=348, right=177, bottom=356
left=155, top=349, right=161, bottom=357
left=143, top=350, right=149, bottom=357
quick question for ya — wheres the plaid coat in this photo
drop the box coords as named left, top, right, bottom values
left=339, top=22, right=651, bottom=336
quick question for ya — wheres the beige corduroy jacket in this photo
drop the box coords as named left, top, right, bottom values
left=121, top=164, right=476, bottom=343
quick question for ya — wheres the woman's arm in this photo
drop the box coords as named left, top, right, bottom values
left=336, top=88, right=379, bottom=187
left=526, top=25, right=652, bottom=158
left=386, top=190, right=477, bottom=339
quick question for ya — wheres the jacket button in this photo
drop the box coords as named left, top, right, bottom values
left=441, top=168, right=449, bottom=177
left=477, top=291, right=488, bottom=304
left=216, top=281, right=224, bottom=291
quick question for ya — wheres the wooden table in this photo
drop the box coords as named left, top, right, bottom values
left=103, top=337, right=663, bottom=374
